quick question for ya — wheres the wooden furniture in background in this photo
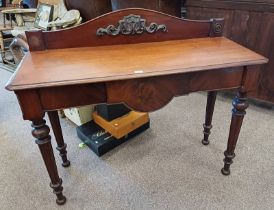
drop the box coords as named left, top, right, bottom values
left=29, top=0, right=183, bottom=22
left=111, top=0, right=182, bottom=17
left=0, top=26, right=12, bottom=50
left=8, top=0, right=82, bottom=66
left=1, top=6, right=16, bottom=28
left=5, top=9, right=267, bottom=205
left=185, top=0, right=274, bottom=104
left=2, top=8, right=36, bottom=27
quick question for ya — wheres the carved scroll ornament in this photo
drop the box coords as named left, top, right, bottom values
left=97, top=14, right=167, bottom=36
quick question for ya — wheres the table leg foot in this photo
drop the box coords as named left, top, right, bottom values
left=57, top=144, right=71, bottom=167
left=202, top=125, right=211, bottom=145
left=221, top=87, right=248, bottom=176
left=202, top=91, right=217, bottom=145
left=60, top=158, right=70, bottom=168
left=48, top=111, right=70, bottom=168
left=221, top=151, right=236, bottom=175
left=32, top=119, right=66, bottom=204
left=221, top=168, right=230, bottom=176
left=56, top=196, right=67, bottom=205
left=50, top=179, right=67, bottom=205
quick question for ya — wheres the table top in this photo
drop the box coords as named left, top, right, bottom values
left=6, top=37, right=268, bottom=91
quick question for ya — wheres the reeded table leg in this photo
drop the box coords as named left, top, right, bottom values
left=32, top=119, right=66, bottom=205
left=48, top=111, right=70, bottom=167
left=202, top=91, right=217, bottom=145
left=221, top=87, right=248, bottom=176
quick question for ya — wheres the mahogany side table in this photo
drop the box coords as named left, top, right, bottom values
left=5, top=9, right=268, bottom=205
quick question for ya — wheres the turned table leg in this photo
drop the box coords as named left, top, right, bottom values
left=202, top=91, right=217, bottom=145
left=32, top=119, right=66, bottom=205
left=48, top=111, right=70, bottom=167
left=221, top=87, right=249, bottom=175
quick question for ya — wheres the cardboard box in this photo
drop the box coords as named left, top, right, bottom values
left=64, top=105, right=94, bottom=126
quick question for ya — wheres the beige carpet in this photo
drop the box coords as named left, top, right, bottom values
left=1, top=68, right=274, bottom=210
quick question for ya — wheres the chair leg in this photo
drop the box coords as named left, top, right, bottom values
left=202, top=91, right=217, bottom=145
left=48, top=111, right=70, bottom=167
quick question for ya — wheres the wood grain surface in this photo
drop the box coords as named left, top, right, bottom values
left=6, top=37, right=267, bottom=91
left=26, top=8, right=212, bottom=51
left=186, top=2, right=274, bottom=103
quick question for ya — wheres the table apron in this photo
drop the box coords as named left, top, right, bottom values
left=39, top=82, right=107, bottom=111
left=36, top=68, right=243, bottom=113
left=106, top=68, right=243, bottom=112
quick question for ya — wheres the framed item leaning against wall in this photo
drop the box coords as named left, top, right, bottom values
left=34, top=3, right=53, bottom=30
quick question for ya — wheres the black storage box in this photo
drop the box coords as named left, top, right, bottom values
left=96, top=104, right=131, bottom=122
left=76, top=120, right=150, bottom=156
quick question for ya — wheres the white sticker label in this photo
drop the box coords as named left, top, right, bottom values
left=134, top=70, right=144, bottom=74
